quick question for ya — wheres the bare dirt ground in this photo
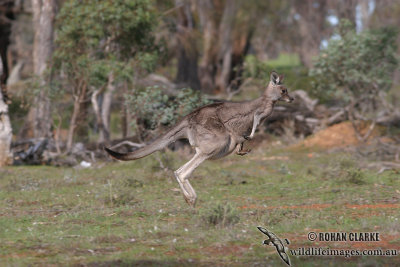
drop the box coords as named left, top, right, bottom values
left=298, top=121, right=389, bottom=148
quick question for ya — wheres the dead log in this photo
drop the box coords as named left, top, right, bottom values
left=12, top=138, right=48, bottom=165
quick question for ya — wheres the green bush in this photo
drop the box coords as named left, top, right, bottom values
left=345, top=169, right=366, bottom=185
left=125, top=86, right=211, bottom=133
left=310, top=20, right=398, bottom=105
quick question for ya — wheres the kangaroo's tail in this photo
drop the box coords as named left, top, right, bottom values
left=104, top=120, right=188, bottom=161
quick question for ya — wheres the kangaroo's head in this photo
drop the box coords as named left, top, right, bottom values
left=265, top=71, right=294, bottom=103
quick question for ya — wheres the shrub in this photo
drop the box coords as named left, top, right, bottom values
left=310, top=20, right=398, bottom=141
left=199, top=202, right=240, bottom=227
left=345, top=169, right=366, bottom=185
left=310, top=20, right=398, bottom=105
left=125, top=86, right=211, bottom=137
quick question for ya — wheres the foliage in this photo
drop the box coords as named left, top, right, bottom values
left=345, top=169, right=366, bottom=185
left=199, top=202, right=240, bottom=227
left=54, top=0, right=160, bottom=88
left=310, top=20, right=398, bottom=104
left=125, top=86, right=211, bottom=132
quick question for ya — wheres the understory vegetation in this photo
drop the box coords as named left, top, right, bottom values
left=1, top=143, right=399, bottom=266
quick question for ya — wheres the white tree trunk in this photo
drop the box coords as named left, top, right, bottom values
left=91, top=73, right=115, bottom=144
left=359, top=0, right=370, bottom=32
left=31, top=0, right=56, bottom=139
left=91, top=87, right=105, bottom=142
left=101, top=73, right=115, bottom=143
left=0, top=55, right=12, bottom=166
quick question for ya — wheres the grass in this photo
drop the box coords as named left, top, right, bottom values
left=0, top=141, right=399, bottom=266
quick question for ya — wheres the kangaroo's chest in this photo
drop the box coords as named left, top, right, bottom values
left=220, top=111, right=255, bottom=135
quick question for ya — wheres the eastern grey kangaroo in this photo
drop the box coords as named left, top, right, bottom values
left=105, top=71, right=294, bottom=207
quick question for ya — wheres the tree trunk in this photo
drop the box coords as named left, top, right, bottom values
left=121, top=103, right=130, bottom=138
left=359, top=0, right=370, bottom=31
left=229, top=26, right=253, bottom=89
left=294, top=0, right=328, bottom=68
left=91, top=73, right=115, bottom=144
left=196, top=0, right=218, bottom=93
left=0, top=55, right=12, bottom=166
left=215, top=0, right=237, bottom=93
left=91, top=87, right=106, bottom=143
left=194, top=0, right=251, bottom=94
left=175, top=0, right=201, bottom=90
left=66, top=97, right=80, bottom=152
left=121, top=82, right=130, bottom=138
left=31, top=0, right=57, bottom=139
left=73, top=91, right=90, bottom=144
left=66, top=81, right=87, bottom=152
left=0, top=0, right=14, bottom=104
left=100, top=73, right=115, bottom=143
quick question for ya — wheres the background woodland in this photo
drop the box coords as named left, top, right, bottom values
left=0, top=0, right=399, bottom=166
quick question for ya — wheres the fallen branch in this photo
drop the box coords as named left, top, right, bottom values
left=326, top=109, right=346, bottom=125
left=367, top=161, right=400, bottom=174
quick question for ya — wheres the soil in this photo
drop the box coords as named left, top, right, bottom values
left=296, top=121, right=389, bottom=149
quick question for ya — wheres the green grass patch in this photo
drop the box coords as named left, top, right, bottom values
left=0, top=145, right=399, bottom=266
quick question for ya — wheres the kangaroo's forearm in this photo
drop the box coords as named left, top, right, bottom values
left=249, top=113, right=261, bottom=138
left=249, top=108, right=273, bottom=138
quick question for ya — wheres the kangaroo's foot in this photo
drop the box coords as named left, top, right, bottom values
left=183, top=194, right=196, bottom=207
left=173, top=150, right=207, bottom=207
left=174, top=171, right=197, bottom=208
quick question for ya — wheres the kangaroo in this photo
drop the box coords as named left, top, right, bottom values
left=105, top=71, right=294, bottom=207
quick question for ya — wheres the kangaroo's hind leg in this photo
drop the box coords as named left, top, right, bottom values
left=174, top=149, right=208, bottom=207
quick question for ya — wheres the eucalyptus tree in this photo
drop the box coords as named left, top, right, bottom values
left=54, top=0, right=159, bottom=149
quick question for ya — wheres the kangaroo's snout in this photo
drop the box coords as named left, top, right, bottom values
left=281, top=94, right=294, bottom=103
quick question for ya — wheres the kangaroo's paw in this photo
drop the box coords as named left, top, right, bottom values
left=236, top=149, right=252, bottom=156
left=243, top=135, right=251, bottom=140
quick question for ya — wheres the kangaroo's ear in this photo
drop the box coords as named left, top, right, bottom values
left=279, top=74, right=284, bottom=83
left=270, top=71, right=279, bottom=85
